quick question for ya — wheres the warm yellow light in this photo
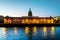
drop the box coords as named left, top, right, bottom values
left=25, top=27, right=29, bottom=34
left=44, top=19, right=46, bottom=23
left=43, top=27, right=47, bottom=33
left=43, top=26, right=47, bottom=37
left=54, top=17, right=58, bottom=20
left=8, top=19, right=12, bottom=24
left=3, top=27, right=6, bottom=31
left=25, top=18, right=28, bottom=23
left=2, top=27, right=6, bottom=35
left=32, top=19, right=36, bottom=23
left=41, top=19, right=44, bottom=23
left=51, top=26, right=54, bottom=35
left=22, top=19, right=25, bottom=23
left=36, top=20, right=39, bottom=23
left=4, top=18, right=8, bottom=24
left=39, top=19, right=43, bottom=23
left=47, top=19, right=50, bottom=23
left=33, top=26, right=37, bottom=33
left=29, top=19, right=32, bottom=24
left=51, top=19, right=54, bottom=23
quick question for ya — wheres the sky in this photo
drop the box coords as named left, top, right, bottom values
left=0, top=0, right=60, bottom=17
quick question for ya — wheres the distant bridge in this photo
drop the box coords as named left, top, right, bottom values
left=0, top=23, right=60, bottom=27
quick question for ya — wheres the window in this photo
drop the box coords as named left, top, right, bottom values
left=51, top=19, right=54, bottom=23
left=4, top=18, right=8, bottom=24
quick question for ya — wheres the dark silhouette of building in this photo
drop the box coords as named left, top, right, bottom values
left=28, top=8, right=32, bottom=17
left=0, top=15, right=4, bottom=23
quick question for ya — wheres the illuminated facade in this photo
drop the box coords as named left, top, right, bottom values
left=4, top=17, right=54, bottom=24
left=4, top=9, right=54, bottom=24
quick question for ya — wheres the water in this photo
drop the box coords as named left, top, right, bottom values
left=0, top=26, right=60, bottom=40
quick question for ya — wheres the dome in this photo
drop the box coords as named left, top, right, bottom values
left=28, top=8, right=32, bottom=17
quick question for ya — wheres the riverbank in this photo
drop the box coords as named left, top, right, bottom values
left=0, top=23, right=60, bottom=27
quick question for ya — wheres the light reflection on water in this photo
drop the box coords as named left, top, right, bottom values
left=25, top=27, right=29, bottom=34
left=0, top=26, right=60, bottom=40
left=14, top=27, right=17, bottom=35
left=33, top=26, right=37, bottom=35
left=50, top=26, right=55, bottom=37
left=43, top=26, right=47, bottom=38
left=0, top=27, right=6, bottom=40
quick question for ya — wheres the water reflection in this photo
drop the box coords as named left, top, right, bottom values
left=25, top=27, right=29, bottom=34
left=50, top=26, right=55, bottom=37
left=33, top=26, right=37, bottom=35
left=25, top=27, right=33, bottom=40
left=14, top=27, right=17, bottom=35
left=43, top=26, right=47, bottom=37
left=2, top=27, right=6, bottom=35
left=0, top=27, right=6, bottom=40
left=0, top=26, right=60, bottom=40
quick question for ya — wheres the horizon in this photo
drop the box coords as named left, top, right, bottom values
left=0, top=0, right=60, bottom=17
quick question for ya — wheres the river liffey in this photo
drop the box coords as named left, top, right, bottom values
left=0, top=26, right=60, bottom=40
